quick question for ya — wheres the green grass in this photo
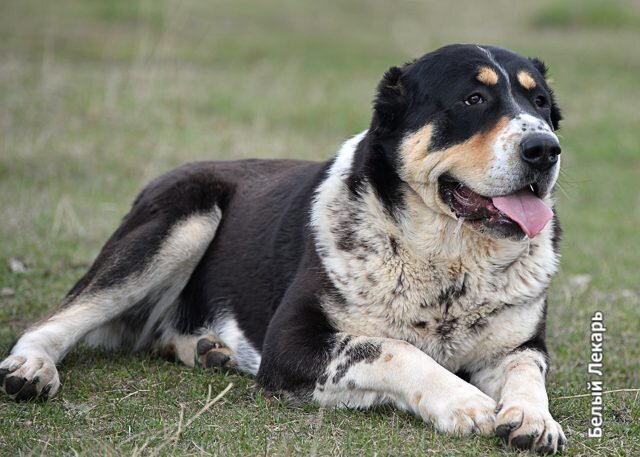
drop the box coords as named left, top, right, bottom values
left=533, top=0, right=640, bottom=30
left=1, top=0, right=639, bottom=455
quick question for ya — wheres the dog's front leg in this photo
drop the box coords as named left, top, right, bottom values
left=313, top=334, right=496, bottom=435
left=471, top=349, right=566, bottom=453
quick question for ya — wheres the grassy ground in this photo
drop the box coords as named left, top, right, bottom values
left=1, top=0, right=639, bottom=455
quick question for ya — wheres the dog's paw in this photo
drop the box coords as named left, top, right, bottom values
left=196, top=337, right=235, bottom=369
left=421, top=386, right=496, bottom=436
left=496, top=400, right=566, bottom=454
left=0, top=353, right=59, bottom=401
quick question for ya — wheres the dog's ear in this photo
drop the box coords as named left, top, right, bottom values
left=529, top=57, right=549, bottom=79
left=529, top=57, right=562, bottom=130
left=371, top=66, right=407, bottom=135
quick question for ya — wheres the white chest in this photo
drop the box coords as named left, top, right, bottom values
left=314, top=190, right=557, bottom=372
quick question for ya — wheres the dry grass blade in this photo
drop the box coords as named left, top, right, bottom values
left=147, top=383, right=233, bottom=457
left=118, top=389, right=150, bottom=402
left=551, top=388, right=640, bottom=400
left=173, top=403, right=185, bottom=444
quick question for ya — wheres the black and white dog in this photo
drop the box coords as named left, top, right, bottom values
left=1, top=44, right=566, bottom=453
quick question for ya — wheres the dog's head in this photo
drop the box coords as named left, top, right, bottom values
left=368, top=44, right=562, bottom=240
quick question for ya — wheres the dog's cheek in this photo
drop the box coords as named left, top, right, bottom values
left=396, top=124, right=453, bottom=215
left=432, top=117, right=509, bottom=197
left=398, top=124, right=435, bottom=184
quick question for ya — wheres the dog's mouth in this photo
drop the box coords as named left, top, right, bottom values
left=438, top=175, right=553, bottom=238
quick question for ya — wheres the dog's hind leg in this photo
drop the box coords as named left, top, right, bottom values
left=0, top=163, right=227, bottom=401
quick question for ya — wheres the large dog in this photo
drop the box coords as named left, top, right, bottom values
left=1, top=44, right=566, bottom=453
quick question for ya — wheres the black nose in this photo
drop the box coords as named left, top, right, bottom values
left=520, top=135, right=561, bottom=171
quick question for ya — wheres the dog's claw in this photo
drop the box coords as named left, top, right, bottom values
left=205, top=351, right=230, bottom=368
left=196, top=339, right=217, bottom=356
left=511, top=433, right=536, bottom=450
left=15, top=381, right=39, bottom=402
left=0, top=368, right=8, bottom=382
left=5, top=376, right=26, bottom=396
left=196, top=337, right=234, bottom=369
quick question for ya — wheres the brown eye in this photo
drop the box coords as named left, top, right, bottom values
left=464, top=93, right=485, bottom=106
left=535, top=95, right=548, bottom=108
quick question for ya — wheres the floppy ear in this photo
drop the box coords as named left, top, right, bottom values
left=370, top=66, right=407, bottom=135
left=529, top=57, right=563, bottom=130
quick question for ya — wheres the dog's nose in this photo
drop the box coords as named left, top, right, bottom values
left=520, top=135, right=561, bottom=171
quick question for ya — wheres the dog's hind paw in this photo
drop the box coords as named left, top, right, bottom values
left=0, top=353, right=60, bottom=401
left=196, top=337, right=235, bottom=369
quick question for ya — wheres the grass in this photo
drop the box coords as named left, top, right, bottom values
left=1, top=0, right=639, bottom=455
left=532, top=0, right=640, bottom=30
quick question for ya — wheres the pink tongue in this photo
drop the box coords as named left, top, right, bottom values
left=492, top=189, right=553, bottom=238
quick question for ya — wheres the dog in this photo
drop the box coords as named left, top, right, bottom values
left=1, top=44, right=566, bottom=453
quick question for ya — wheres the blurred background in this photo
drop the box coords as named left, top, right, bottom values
left=1, top=0, right=638, bottom=454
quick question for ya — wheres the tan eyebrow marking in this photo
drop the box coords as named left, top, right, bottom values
left=517, top=70, right=536, bottom=90
left=476, top=66, right=499, bottom=85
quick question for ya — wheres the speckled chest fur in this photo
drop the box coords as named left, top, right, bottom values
left=312, top=136, right=559, bottom=374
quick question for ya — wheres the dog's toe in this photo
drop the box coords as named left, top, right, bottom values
left=426, top=387, right=496, bottom=436
left=4, top=376, right=26, bottom=396
left=196, top=338, right=221, bottom=356
left=196, top=337, right=234, bottom=369
left=205, top=351, right=230, bottom=368
left=510, top=432, right=538, bottom=450
left=496, top=420, right=520, bottom=441
left=14, top=380, right=39, bottom=402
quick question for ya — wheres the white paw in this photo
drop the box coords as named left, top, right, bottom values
left=0, top=352, right=60, bottom=401
left=496, top=400, right=566, bottom=454
left=419, top=385, right=497, bottom=436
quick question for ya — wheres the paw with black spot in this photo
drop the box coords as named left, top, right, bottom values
left=0, top=353, right=60, bottom=401
left=496, top=400, right=566, bottom=454
left=196, top=337, right=234, bottom=369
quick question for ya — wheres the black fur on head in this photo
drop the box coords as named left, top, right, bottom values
left=368, top=45, right=564, bottom=148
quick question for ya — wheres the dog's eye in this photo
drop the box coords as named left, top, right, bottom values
left=464, top=94, right=485, bottom=106
left=534, top=95, right=548, bottom=108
